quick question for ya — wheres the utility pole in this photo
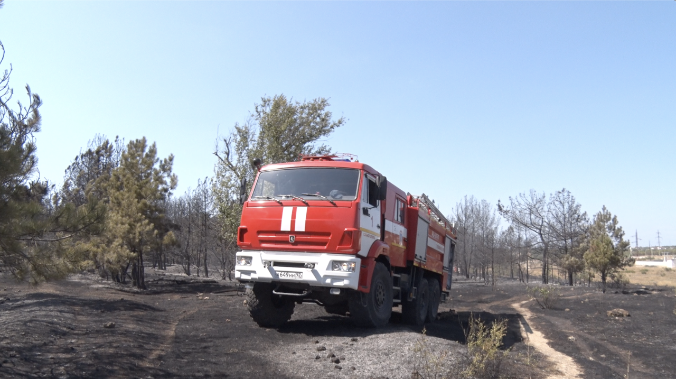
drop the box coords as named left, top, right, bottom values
left=635, top=230, right=641, bottom=249
left=657, top=231, right=663, bottom=260
left=657, top=231, right=661, bottom=249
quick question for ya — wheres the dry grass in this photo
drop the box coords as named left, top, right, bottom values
left=623, top=266, right=676, bottom=288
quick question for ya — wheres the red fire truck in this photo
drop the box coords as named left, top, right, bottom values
left=235, top=155, right=456, bottom=328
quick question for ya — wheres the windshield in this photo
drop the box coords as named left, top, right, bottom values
left=251, top=168, right=360, bottom=201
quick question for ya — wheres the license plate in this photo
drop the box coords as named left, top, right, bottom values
left=277, top=271, right=303, bottom=279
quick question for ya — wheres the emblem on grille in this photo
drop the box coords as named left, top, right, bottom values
left=289, top=235, right=296, bottom=243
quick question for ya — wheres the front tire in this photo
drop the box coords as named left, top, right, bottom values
left=349, top=262, right=393, bottom=327
left=402, top=277, right=429, bottom=326
left=246, top=283, right=295, bottom=328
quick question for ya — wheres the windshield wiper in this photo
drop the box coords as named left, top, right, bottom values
left=278, top=194, right=309, bottom=206
left=301, top=193, right=336, bottom=206
left=252, top=196, right=283, bottom=205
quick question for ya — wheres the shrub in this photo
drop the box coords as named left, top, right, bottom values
left=640, top=269, right=648, bottom=275
left=608, top=272, right=629, bottom=290
left=665, top=267, right=672, bottom=272
left=463, top=314, right=509, bottom=379
left=528, top=286, right=561, bottom=309
left=411, top=316, right=509, bottom=379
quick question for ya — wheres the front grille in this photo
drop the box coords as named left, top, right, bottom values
left=272, top=262, right=306, bottom=268
left=257, top=231, right=331, bottom=248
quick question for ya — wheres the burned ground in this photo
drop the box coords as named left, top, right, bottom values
left=1, top=270, right=674, bottom=378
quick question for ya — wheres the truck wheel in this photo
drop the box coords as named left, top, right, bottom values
left=402, top=278, right=429, bottom=326
left=348, top=262, right=393, bottom=327
left=246, top=283, right=295, bottom=328
left=426, top=278, right=440, bottom=323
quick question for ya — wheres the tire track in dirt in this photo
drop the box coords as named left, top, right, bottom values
left=140, top=307, right=198, bottom=367
left=512, top=301, right=582, bottom=379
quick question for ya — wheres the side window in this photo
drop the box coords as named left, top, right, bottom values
left=395, top=197, right=406, bottom=224
left=367, top=178, right=378, bottom=207
left=362, top=174, right=378, bottom=207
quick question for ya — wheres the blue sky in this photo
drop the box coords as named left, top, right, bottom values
left=1, top=1, right=674, bottom=246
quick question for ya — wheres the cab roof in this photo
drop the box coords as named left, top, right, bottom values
left=259, top=159, right=381, bottom=176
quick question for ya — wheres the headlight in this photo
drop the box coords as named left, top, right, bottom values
left=237, top=256, right=252, bottom=266
left=332, top=261, right=356, bottom=272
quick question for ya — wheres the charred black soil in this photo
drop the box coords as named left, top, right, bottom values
left=1, top=270, right=674, bottom=378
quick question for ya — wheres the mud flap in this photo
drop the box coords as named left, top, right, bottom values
left=357, top=241, right=390, bottom=293
left=358, top=257, right=375, bottom=293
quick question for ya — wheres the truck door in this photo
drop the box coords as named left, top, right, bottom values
left=443, top=237, right=454, bottom=270
left=414, top=217, right=429, bottom=262
left=358, top=173, right=381, bottom=257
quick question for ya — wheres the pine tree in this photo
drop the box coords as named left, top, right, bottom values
left=0, top=41, right=105, bottom=283
left=104, top=138, right=177, bottom=289
left=583, top=206, right=633, bottom=293
left=60, top=134, right=124, bottom=206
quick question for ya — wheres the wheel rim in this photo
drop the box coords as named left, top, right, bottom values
left=374, top=280, right=386, bottom=310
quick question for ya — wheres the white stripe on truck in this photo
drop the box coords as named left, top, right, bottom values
left=281, top=207, right=293, bottom=231
left=295, top=207, right=307, bottom=232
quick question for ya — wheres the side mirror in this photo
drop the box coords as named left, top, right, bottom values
left=251, top=158, right=262, bottom=171
left=239, top=178, right=247, bottom=205
left=377, top=176, right=388, bottom=201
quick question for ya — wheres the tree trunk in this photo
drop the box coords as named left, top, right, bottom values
left=131, top=261, right=138, bottom=287
left=120, top=263, right=130, bottom=284
left=541, top=258, right=547, bottom=284
left=526, top=257, right=529, bottom=283
left=491, top=247, right=495, bottom=291
left=137, top=251, right=146, bottom=290
left=204, top=246, right=209, bottom=278
left=196, top=248, right=201, bottom=277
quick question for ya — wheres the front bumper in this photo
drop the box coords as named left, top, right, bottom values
left=235, top=251, right=361, bottom=290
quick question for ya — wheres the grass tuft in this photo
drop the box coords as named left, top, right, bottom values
left=411, top=328, right=451, bottom=379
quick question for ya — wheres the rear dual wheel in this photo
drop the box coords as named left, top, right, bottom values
left=427, top=278, right=441, bottom=323
left=402, top=277, right=441, bottom=325
left=402, top=278, right=429, bottom=325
